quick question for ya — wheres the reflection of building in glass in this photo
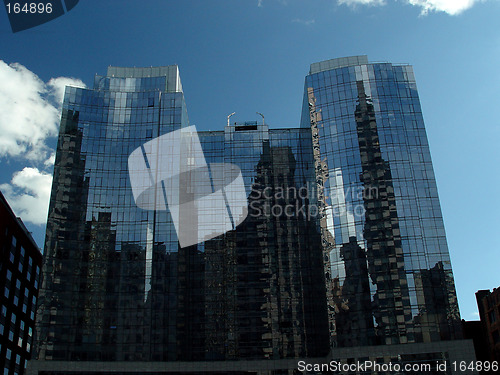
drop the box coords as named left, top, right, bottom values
left=203, top=137, right=329, bottom=360
left=301, top=55, right=472, bottom=368
left=354, top=81, right=412, bottom=346
left=0, top=191, right=43, bottom=375
left=30, top=58, right=476, bottom=374
left=333, top=236, right=374, bottom=347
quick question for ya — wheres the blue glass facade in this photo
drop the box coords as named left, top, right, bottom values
left=37, top=66, right=191, bottom=362
left=301, top=56, right=461, bottom=347
left=198, top=125, right=328, bottom=359
left=35, top=67, right=329, bottom=365
left=30, top=58, right=472, bottom=374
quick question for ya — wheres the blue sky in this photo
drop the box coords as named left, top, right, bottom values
left=1, top=0, right=499, bottom=320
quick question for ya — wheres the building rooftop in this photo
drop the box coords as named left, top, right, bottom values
left=106, top=65, right=178, bottom=78
left=0, top=190, right=40, bottom=252
left=309, top=55, right=369, bottom=74
left=101, top=65, right=183, bottom=93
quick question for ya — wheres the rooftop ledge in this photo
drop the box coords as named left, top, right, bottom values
left=309, top=55, right=409, bottom=75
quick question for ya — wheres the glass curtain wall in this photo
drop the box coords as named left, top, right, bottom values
left=301, top=57, right=462, bottom=348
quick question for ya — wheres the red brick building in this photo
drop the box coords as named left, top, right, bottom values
left=476, top=289, right=500, bottom=362
left=0, top=191, right=43, bottom=375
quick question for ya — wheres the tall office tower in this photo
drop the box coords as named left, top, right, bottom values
left=33, top=66, right=190, bottom=368
left=30, top=66, right=329, bottom=374
left=1, top=191, right=43, bottom=375
left=302, top=56, right=469, bottom=360
left=29, top=59, right=477, bottom=375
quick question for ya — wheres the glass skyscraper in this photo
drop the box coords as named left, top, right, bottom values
left=302, top=56, right=462, bottom=346
left=29, top=57, right=476, bottom=375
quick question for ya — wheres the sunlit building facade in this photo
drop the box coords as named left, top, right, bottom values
left=29, top=58, right=476, bottom=374
left=302, top=55, right=463, bottom=347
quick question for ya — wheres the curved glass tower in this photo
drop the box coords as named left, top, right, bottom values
left=301, top=56, right=462, bottom=347
left=35, top=66, right=190, bottom=362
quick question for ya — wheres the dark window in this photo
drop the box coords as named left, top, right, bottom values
left=492, top=330, right=500, bottom=344
left=489, top=310, right=497, bottom=324
left=235, top=125, right=258, bottom=131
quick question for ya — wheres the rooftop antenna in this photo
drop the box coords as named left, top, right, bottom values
left=227, top=112, right=236, bottom=127
left=256, top=112, right=264, bottom=125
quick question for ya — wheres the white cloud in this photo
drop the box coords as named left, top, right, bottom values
left=44, top=152, right=56, bottom=167
left=0, top=61, right=85, bottom=226
left=407, top=0, right=481, bottom=15
left=0, top=60, right=85, bottom=162
left=257, top=0, right=263, bottom=7
left=337, top=0, right=491, bottom=15
left=0, top=167, right=53, bottom=225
